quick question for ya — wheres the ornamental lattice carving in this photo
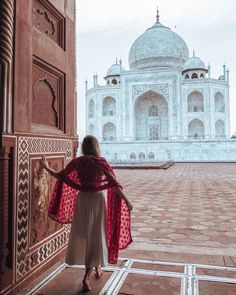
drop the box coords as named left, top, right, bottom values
left=16, top=137, right=73, bottom=280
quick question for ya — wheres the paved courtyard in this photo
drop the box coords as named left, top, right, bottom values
left=29, top=163, right=236, bottom=295
left=116, top=163, right=236, bottom=258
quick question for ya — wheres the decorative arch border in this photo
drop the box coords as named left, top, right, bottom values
left=214, top=90, right=224, bottom=97
left=133, top=89, right=169, bottom=107
left=132, top=83, right=169, bottom=103
left=187, top=117, right=205, bottom=126
left=186, top=88, right=204, bottom=97
left=102, top=95, right=116, bottom=102
left=187, top=89, right=204, bottom=99
left=215, top=118, right=225, bottom=124
left=102, top=121, right=116, bottom=130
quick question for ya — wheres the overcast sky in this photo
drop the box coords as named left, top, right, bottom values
left=76, top=0, right=236, bottom=138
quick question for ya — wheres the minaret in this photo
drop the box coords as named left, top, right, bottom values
left=223, top=64, right=226, bottom=80
left=93, top=74, right=96, bottom=87
left=119, top=58, right=123, bottom=71
left=93, top=73, right=98, bottom=87
left=208, top=63, right=211, bottom=78
left=226, top=68, right=229, bottom=83
left=85, top=79, right=88, bottom=92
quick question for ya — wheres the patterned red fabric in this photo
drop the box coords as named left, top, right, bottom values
left=48, top=156, right=132, bottom=264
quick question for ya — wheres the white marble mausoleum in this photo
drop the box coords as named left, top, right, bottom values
left=86, top=8, right=236, bottom=162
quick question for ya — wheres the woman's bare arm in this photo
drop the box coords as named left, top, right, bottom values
left=41, top=156, right=59, bottom=179
left=113, top=186, right=133, bottom=211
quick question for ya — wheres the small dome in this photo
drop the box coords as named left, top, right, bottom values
left=106, top=63, right=125, bottom=77
left=183, top=55, right=206, bottom=71
left=129, top=9, right=189, bottom=70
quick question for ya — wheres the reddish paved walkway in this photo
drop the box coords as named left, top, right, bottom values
left=26, top=163, right=236, bottom=295
left=117, top=163, right=236, bottom=258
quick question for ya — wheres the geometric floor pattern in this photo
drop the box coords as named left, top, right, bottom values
left=28, top=258, right=236, bottom=295
left=23, top=163, right=236, bottom=295
left=115, top=163, right=236, bottom=256
left=99, top=258, right=236, bottom=295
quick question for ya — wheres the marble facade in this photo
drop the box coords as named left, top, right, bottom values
left=86, top=8, right=235, bottom=162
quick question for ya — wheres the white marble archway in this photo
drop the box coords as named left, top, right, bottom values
left=215, top=119, right=225, bottom=138
left=88, top=99, right=95, bottom=118
left=188, top=118, right=204, bottom=139
left=134, top=90, right=168, bottom=140
left=88, top=123, right=94, bottom=135
left=102, top=122, right=116, bottom=141
left=214, top=92, right=225, bottom=112
left=188, top=91, right=204, bottom=112
left=103, top=96, right=116, bottom=116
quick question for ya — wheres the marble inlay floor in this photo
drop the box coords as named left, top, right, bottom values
left=32, top=258, right=236, bottom=295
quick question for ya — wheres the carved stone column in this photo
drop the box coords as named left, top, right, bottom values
left=0, top=0, right=14, bottom=275
left=0, top=0, right=14, bottom=134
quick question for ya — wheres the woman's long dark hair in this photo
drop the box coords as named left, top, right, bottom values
left=81, top=135, right=101, bottom=156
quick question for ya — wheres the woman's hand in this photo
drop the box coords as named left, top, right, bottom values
left=40, top=155, right=59, bottom=179
left=41, top=155, right=49, bottom=169
left=114, top=186, right=133, bottom=212
left=126, top=201, right=133, bottom=212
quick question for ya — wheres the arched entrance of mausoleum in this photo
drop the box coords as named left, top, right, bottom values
left=134, top=90, right=168, bottom=141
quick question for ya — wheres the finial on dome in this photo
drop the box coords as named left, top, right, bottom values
left=156, top=6, right=160, bottom=22
left=193, top=50, right=195, bottom=57
left=119, top=58, right=122, bottom=65
left=115, top=58, right=118, bottom=64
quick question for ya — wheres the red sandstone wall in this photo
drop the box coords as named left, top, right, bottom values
left=0, top=1, right=78, bottom=294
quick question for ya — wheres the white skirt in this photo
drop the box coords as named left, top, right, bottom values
left=65, top=191, right=108, bottom=268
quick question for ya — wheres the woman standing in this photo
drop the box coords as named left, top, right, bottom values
left=41, top=135, right=132, bottom=292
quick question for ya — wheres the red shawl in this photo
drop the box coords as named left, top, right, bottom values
left=48, top=156, right=132, bottom=264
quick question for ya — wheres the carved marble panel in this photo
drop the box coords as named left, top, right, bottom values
left=32, top=57, right=65, bottom=131
left=17, top=137, right=73, bottom=280
left=32, top=0, right=65, bottom=49
left=30, top=157, right=63, bottom=247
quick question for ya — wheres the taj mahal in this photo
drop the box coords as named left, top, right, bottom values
left=86, top=8, right=236, bottom=162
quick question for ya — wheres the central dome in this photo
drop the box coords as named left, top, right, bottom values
left=129, top=9, right=189, bottom=70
